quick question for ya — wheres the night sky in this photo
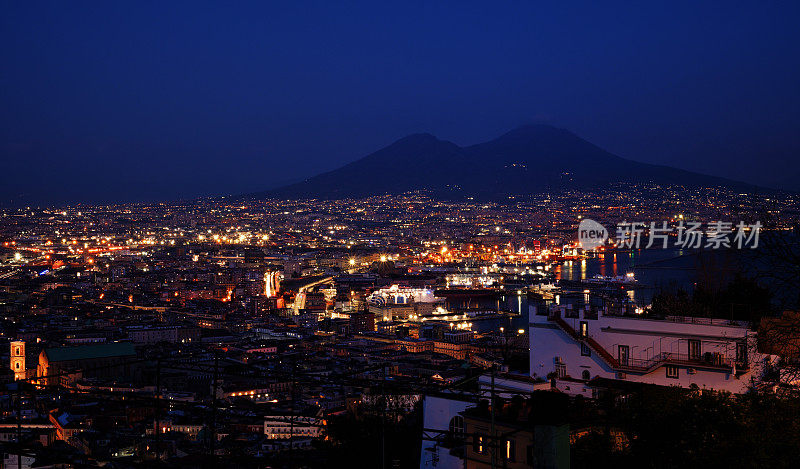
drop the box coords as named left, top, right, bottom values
left=2, top=1, right=799, bottom=206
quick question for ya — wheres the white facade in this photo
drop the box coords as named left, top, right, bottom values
left=529, top=303, right=768, bottom=393
left=476, top=373, right=549, bottom=398
left=367, top=285, right=437, bottom=306
left=419, top=394, right=472, bottom=469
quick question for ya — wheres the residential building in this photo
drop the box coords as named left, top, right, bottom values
left=529, top=303, right=767, bottom=393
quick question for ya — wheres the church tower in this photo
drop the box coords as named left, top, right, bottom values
left=10, top=341, right=25, bottom=380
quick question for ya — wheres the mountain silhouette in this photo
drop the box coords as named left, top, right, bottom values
left=258, top=124, right=759, bottom=200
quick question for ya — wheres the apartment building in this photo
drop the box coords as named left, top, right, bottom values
left=529, top=303, right=769, bottom=393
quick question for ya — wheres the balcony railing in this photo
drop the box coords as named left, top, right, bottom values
left=548, top=312, right=749, bottom=374
left=664, top=315, right=748, bottom=327
left=618, top=352, right=746, bottom=373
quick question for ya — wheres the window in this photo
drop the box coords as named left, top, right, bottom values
left=618, top=345, right=629, bottom=366
left=448, top=416, right=464, bottom=436
left=473, top=433, right=485, bottom=454
left=582, top=370, right=591, bottom=381
left=580, top=342, right=591, bottom=356
left=666, top=365, right=679, bottom=379
left=688, top=340, right=701, bottom=359
left=555, top=363, right=567, bottom=378
left=15, top=362, right=20, bottom=370
left=579, top=321, right=588, bottom=338
left=736, top=341, right=747, bottom=363
left=505, top=439, right=516, bottom=461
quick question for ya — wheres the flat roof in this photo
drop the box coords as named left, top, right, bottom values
left=43, top=342, right=136, bottom=362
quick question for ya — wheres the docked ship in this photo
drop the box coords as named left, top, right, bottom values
left=584, top=272, right=638, bottom=286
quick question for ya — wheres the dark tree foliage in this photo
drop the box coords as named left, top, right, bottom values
left=694, top=274, right=773, bottom=321
left=324, top=406, right=423, bottom=469
left=650, top=275, right=772, bottom=323
left=572, top=387, right=800, bottom=469
left=748, top=231, right=800, bottom=311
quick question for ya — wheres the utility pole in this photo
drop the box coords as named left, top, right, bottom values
left=381, top=364, right=387, bottom=469
left=490, top=365, right=497, bottom=469
left=17, top=385, right=22, bottom=469
left=155, top=356, right=161, bottom=463
left=210, top=351, right=219, bottom=465
left=289, top=357, right=295, bottom=469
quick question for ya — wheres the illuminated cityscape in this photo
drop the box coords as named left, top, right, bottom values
left=3, top=1, right=800, bottom=468
left=0, top=183, right=799, bottom=467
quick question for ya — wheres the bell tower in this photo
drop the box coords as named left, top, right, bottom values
left=10, top=341, right=25, bottom=380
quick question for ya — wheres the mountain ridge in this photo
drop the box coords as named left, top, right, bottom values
left=253, top=124, right=764, bottom=200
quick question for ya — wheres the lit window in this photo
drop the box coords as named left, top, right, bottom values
left=473, top=433, right=485, bottom=454
left=505, top=439, right=515, bottom=461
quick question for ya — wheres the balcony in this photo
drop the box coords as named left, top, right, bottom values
left=548, top=312, right=749, bottom=375
left=618, top=352, right=748, bottom=374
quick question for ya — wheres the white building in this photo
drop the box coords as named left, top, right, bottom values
left=367, top=285, right=442, bottom=320
left=367, top=285, right=437, bottom=306
left=419, top=394, right=473, bottom=469
left=529, top=303, right=769, bottom=393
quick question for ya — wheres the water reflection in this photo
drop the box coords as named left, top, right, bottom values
left=556, top=248, right=699, bottom=304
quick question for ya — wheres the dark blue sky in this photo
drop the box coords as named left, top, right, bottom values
left=2, top=1, right=799, bottom=205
